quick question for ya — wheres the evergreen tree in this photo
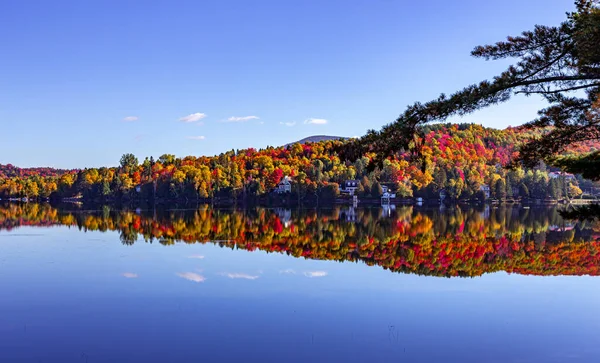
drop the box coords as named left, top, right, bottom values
left=549, top=178, right=561, bottom=199
left=371, top=182, right=384, bottom=198
left=519, top=183, right=530, bottom=198
left=342, top=0, right=600, bottom=178
left=495, top=179, right=507, bottom=200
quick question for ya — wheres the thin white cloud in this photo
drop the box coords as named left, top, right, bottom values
left=280, top=121, right=296, bottom=127
left=122, top=272, right=138, bottom=278
left=225, top=116, right=259, bottom=123
left=179, top=113, right=207, bottom=123
left=304, top=118, right=328, bottom=125
left=186, top=136, right=206, bottom=140
left=187, top=254, right=205, bottom=259
left=304, top=271, right=328, bottom=278
left=221, top=273, right=259, bottom=280
left=177, top=272, right=206, bottom=283
left=279, top=269, right=296, bottom=275
left=123, top=116, right=139, bottom=122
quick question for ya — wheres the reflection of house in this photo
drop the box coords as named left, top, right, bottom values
left=275, top=208, right=292, bottom=228
left=479, top=184, right=491, bottom=198
left=549, top=224, right=575, bottom=232
left=480, top=205, right=490, bottom=219
left=549, top=172, right=575, bottom=180
left=382, top=204, right=396, bottom=217
left=275, top=176, right=292, bottom=194
left=338, top=207, right=357, bottom=222
left=341, top=180, right=360, bottom=195
left=440, top=189, right=447, bottom=201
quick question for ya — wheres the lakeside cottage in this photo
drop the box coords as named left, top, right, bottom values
left=479, top=184, right=491, bottom=198
left=340, top=180, right=360, bottom=196
left=381, top=185, right=396, bottom=205
left=549, top=172, right=575, bottom=180
left=275, top=176, right=292, bottom=194
left=381, top=185, right=396, bottom=198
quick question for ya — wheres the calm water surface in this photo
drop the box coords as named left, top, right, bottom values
left=1, top=203, right=600, bottom=362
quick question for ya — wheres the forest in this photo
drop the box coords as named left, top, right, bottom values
left=1, top=203, right=599, bottom=277
left=1, top=123, right=599, bottom=204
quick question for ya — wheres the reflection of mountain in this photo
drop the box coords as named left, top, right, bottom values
left=2, top=203, right=600, bottom=277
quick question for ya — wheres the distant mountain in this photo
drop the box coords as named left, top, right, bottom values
left=285, top=135, right=347, bottom=147
left=0, top=164, right=73, bottom=179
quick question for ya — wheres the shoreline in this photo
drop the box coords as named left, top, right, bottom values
left=3, top=196, right=598, bottom=208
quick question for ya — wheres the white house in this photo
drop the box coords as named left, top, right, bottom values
left=275, top=176, right=292, bottom=194
left=381, top=185, right=396, bottom=199
left=479, top=184, right=491, bottom=198
left=549, top=171, right=575, bottom=180
left=341, top=180, right=360, bottom=196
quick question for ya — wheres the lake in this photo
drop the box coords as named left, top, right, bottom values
left=1, top=203, right=600, bottom=362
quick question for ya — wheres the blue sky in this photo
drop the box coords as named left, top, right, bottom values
left=0, top=0, right=573, bottom=168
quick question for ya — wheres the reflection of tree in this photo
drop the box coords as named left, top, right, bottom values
left=2, top=203, right=600, bottom=277
left=119, top=228, right=138, bottom=246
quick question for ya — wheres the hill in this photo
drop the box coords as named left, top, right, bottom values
left=0, top=164, right=73, bottom=179
left=285, top=135, right=346, bottom=146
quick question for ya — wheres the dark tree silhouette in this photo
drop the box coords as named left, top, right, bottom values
left=342, top=0, right=600, bottom=176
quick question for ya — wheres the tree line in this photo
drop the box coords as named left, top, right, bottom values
left=1, top=123, right=597, bottom=203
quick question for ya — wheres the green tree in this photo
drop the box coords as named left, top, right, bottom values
left=549, top=178, right=562, bottom=200
left=519, top=183, right=530, bottom=198
left=101, top=181, right=111, bottom=196
left=360, top=176, right=372, bottom=197
left=120, top=153, right=138, bottom=173
left=371, top=181, right=384, bottom=198
left=320, top=183, right=340, bottom=200
left=158, top=154, right=176, bottom=166
left=433, top=167, right=447, bottom=193
left=494, top=179, right=507, bottom=200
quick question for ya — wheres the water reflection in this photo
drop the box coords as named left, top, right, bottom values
left=1, top=203, right=599, bottom=277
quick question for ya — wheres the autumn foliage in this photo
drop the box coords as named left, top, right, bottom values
left=0, top=124, right=597, bottom=202
left=2, top=203, right=599, bottom=277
